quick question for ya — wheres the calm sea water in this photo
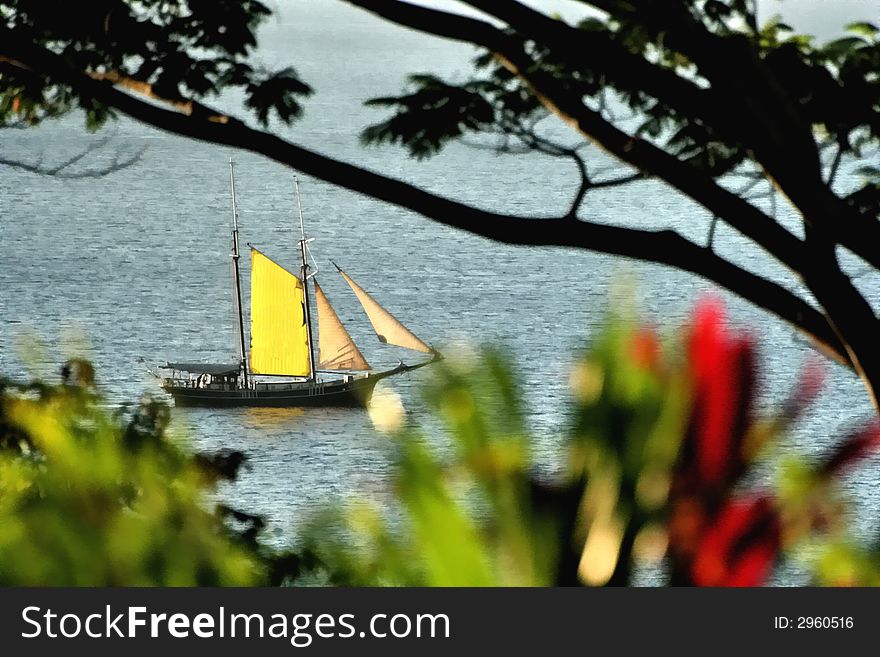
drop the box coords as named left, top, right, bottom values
left=2, top=1, right=878, bottom=582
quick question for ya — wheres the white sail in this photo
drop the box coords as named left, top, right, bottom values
left=314, top=279, right=371, bottom=371
left=337, top=266, right=433, bottom=354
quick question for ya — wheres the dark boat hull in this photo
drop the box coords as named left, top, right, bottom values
left=160, top=357, right=439, bottom=408
left=164, top=377, right=379, bottom=408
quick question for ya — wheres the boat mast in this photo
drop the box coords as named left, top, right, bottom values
left=295, top=176, right=318, bottom=382
left=229, top=158, right=249, bottom=388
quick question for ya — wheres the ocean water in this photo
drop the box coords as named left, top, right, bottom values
left=1, top=1, right=878, bottom=581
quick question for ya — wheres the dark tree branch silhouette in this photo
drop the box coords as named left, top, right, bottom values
left=343, top=0, right=880, bottom=408
left=0, top=26, right=852, bottom=370
left=3, top=1, right=880, bottom=406
left=0, top=130, right=146, bottom=178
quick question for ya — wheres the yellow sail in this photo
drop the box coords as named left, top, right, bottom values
left=249, top=248, right=311, bottom=376
left=314, top=280, right=371, bottom=371
left=337, top=267, right=433, bottom=354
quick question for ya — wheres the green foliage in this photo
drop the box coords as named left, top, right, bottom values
left=0, top=0, right=312, bottom=128
left=846, top=22, right=880, bottom=40
left=2, top=306, right=878, bottom=587
left=362, top=75, right=503, bottom=159
left=303, top=347, right=562, bottom=586
left=567, top=319, right=689, bottom=585
left=245, top=67, right=312, bottom=126
left=304, top=302, right=880, bottom=586
left=0, top=363, right=277, bottom=586
left=810, top=542, right=880, bottom=586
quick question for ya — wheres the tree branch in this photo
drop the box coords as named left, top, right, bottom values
left=0, top=132, right=146, bottom=178
left=0, top=26, right=852, bottom=369
left=344, top=0, right=810, bottom=276
left=568, top=150, right=590, bottom=218
left=576, top=0, right=880, bottom=271
left=825, top=144, right=844, bottom=187
left=459, top=0, right=727, bottom=139
left=591, top=172, right=645, bottom=188
left=360, top=1, right=880, bottom=277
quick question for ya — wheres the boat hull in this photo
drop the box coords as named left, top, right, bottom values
left=163, top=377, right=379, bottom=408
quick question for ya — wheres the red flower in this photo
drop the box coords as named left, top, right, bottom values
left=666, top=298, right=880, bottom=586
left=684, top=297, right=756, bottom=490
left=691, top=496, right=781, bottom=587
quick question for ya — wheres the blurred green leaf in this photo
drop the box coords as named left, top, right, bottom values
left=0, top=366, right=273, bottom=586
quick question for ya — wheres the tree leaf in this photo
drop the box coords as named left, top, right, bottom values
left=846, top=22, right=879, bottom=39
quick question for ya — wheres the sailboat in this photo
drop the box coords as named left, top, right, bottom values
left=157, top=161, right=439, bottom=407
